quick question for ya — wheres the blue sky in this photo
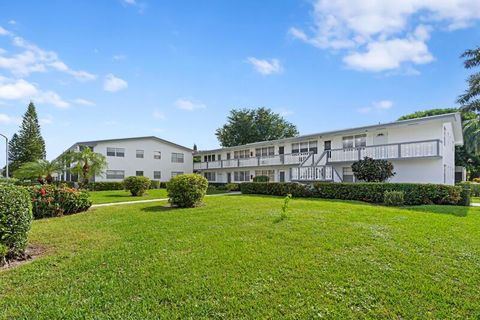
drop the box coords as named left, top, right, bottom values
left=0, top=0, right=479, bottom=164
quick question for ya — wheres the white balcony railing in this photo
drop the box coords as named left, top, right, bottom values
left=291, top=166, right=333, bottom=181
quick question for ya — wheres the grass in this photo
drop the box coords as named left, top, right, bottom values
left=89, top=188, right=228, bottom=204
left=1, top=195, right=480, bottom=318
left=472, top=197, right=480, bottom=203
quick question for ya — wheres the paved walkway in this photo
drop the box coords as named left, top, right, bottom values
left=91, top=192, right=241, bottom=208
left=471, top=202, right=480, bottom=207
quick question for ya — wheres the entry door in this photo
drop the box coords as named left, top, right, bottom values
left=279, top=171, right=285, bottom=182
left=227, top=173, right=231, bottom=183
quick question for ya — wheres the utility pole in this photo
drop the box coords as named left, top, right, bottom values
left=0, top=133, right=8, bottom=178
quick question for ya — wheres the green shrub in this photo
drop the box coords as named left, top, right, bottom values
left=384, top=191, right=405, bottom=206
left=123, top=176, right=151, bottom=196
left=240, top=182, right=463, bottom=206
left=29, top=185, right=92, bottom=219
left=149, top=180, right=161, bottom=189
left=52, top=181, right=75, bottom=188
left=159, top=182, right=167, bottom=189
left=461, top=182, right=480, bottom=197
left=0, top=178, right=17, bottom=185
left=226, top=183, right=240, bottom=192
left=472, top=178, right=480, bottom=183
left=253, top=175, right=270, bottom=183
left=167, top=174, right=208, bottom=208
left=458, top=183, right=471, bottom=206
left=86, top=181, right=124, bottom=191
left=351, top=157, right=395, bottom=182
left=0, top=184, right=33, bottom=264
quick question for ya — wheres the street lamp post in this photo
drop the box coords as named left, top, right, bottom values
left=0, top=133, right=8, bottom=178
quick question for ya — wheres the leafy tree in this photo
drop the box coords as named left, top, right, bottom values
left=14, top=159, right=63, bottom=184
left=351, top=157, right=395, bottom=182
left=62, top=147, right=107, bottom=187
left=215, top=107, right=299, bottom=147
left=457, top=47, right=480, bottom=113
left=398, top=108, right=480, bottom=179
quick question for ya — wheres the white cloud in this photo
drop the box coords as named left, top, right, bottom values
left=103, top=74, right=128, bottom=92
left=152, top=110, right=166, bottom=120
left=0, top=113, right=20, bottom=125
left=35, top=90, right=70, bottom=109
left=246, top=57, right=283, bottom=75
left=72, top=98, right=95, bottom=106
left=175, top=98, right=206, bottom=111
left=0, top=29, right=96, bottom=80
left=290, top=0, right=480, bottom=72
left=113, top=54, right=126, bottom=61
left=8, top=20, right=16, bottom=25
left=39, top=115, right=53, bottom=125
left=0, top=27, right=10, bottom=36
left=358, top=100, right=393, bottom=113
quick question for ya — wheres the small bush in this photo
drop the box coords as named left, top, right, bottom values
left=226, top=183, right=240, bottom=192
left=472, top=177, right=480, bottom=183
left=167, top=174, right=208, bottom=208
left=0, top=184, right=33, bottom=264
left=351, top=157, right=395, bottom=182
left=253, top=175, right=270, bottom=183
left=149, top=180, right=161, bottom=189
left=458, top=183, right=471, bottom=206
left=384, top=191, right=405, bottom=206
left=461, top=182, right=480, bottom=197
left=123, top=176, right=151, bottom=196
left=86, top=181, right=124, bottom=191
left=29, top=185, right=91, bottom=219
left=52, top=181, right=75, bottom=188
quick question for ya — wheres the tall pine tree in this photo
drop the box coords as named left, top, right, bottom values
left=16, top=102, right=46, bottom=169
left=7, top=133, right=21, bottom=176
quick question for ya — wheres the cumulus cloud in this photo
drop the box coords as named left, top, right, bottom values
left=289, top=0, right=480, bottom=72
left=358, top=100, right=393, bottom=113
left=175, top=98, right=206, bottom=111
left=0, top=113, right=20, bottom=125
left=0, top=28, right=96, bottom=80
left=246, top=57, right=283, bottom=75
left=103, top=74, right=128, bottom=92
left=72, top=98, right=95, bottom=106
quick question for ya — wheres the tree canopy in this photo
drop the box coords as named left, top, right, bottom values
left=215, top=107, right=299, bottom=147
left=457, top=47, right=480, bottom=113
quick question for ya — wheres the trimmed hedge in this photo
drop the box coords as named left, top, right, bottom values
left=86, top=182, right=124, bottom=191
left=0, top=184, right=33, bottom=265
left=240, top=182, right=464, bottom=206
left=384, top=191, right=405, bottom=206
left=226, top=183, right=240, bottom=192
left=253, top=175, right=270, bottom=183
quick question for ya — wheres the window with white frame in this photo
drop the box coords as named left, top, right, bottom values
left=204, top=172, right=216, bottom=182
left=342, top=167, right=354, bottom=183
left=291, top=141, right=318, bottom=154
left=234, top=171, right=250, bottom=182
left=154, top=171, right=161, bottom=180
left=255, top=146, right=275, bottom=157
left=153, top=151, right=161, bottom=160
left=106, top=170, right=125, bottom=179
left=106, top=147, right=125, bottom=157
left=171, top=152, right=184, bottom=163
left=136, top=150, right=144, bottom=158
left=343, top=134, right=366, bottom=149
left=255, top=170, right=275, bottom=182
left=136, top=171, right=144, bottom=176
left=203, top=154, right=216, bottom=162
left=234, top=149, right=250, bottom=159
left=171, top=171, right=184, bottom=178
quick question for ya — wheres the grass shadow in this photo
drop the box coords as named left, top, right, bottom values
left=141, top=205, right=177, bottom=213
left=397, top=205, right=472, bottom=217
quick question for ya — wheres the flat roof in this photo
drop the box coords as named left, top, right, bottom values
left=198, top=112, right=463, bottom=153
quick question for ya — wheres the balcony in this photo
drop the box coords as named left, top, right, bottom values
left=325, top=140, right=441, bottom=164
left=193, top=152, right=312, bottom=170
left=291, top=166, right=333, bottom=181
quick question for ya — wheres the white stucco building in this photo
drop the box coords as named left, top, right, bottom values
left=194, top=113, right=463, bottom=185
left=61, top=136, right=193, bottom=182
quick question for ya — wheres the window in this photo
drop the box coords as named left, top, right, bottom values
left=153, top=151, right=161, bottom=160
left=343, top=134, right=366, bottom=149
left=234, top=171, right=250, bottom=182
left=171, top=171, right=184, bottom=178
left=107, top=147, right=125, bottom=157
left=154, top=171, right=161, bottom=180
left=136, top=150, right=144, bottom=158
left=255, top=146, right=275, bottom=157
left=204, top=154, right=216, bottom=162
left=136, top=171, right=144, bottom=176
left=204, top=172, right=216, bottom=182
left=106, top=170, right=125, bottom=179
left=291, top=141, right=318, bottom=154
left=342, top=167, right=354, bottom=183
left=255, top=170, right=275, bottom=182
left=234, top=149, right=250, bottom=159
left=171, top=152, right=184, bottom=163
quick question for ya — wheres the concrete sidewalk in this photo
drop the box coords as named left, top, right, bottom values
left=91, top=192, right=241, bottom=208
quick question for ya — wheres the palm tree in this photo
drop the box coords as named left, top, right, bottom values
left=458, top=47, right=480, bottom=113
left=14, top=159, right=63, bottom=184
left=66, top=147, right=107, bottom=187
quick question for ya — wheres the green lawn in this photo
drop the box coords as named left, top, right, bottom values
left=1, top=195, right=480, bottom=318
left=472, top=197, right=480, bottom=203
left=89, top=188, right=228, bottom=204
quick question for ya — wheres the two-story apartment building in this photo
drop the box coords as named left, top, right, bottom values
left=194, top=113, right=463, bottom=185
left=60, top=136, right=193, bottom=182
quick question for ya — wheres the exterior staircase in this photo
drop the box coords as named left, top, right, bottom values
left=290, top=151, right=342, bottom=182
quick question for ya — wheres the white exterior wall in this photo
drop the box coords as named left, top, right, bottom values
left=93, top=138, right=193, bottom=182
